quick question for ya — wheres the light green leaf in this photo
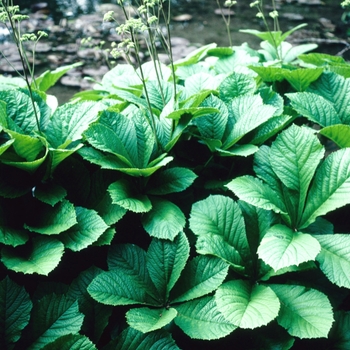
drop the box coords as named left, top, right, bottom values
left=60, top=207, right=108, bottom=251
left=142, top=198, right=185, bottom=240
left=126, top=307, right=177, bottom=333
left=284, top=68, right=323, bottom=92
left=1, top=236, right=64, bottom=275
left=184, top=73, right=221, bottom=97
left=215, top=280, right=280, bottom=329
left=112, top=327, right=179, bottom=350
left=270, top=124, right=324, bottom=220
left=41, top=334, right=97, bottom=350
left=219, top=72, right=256, bottom=103
left=287, top=92, right=341, bottom=127
left=300, top=148, right=350, bottom=228
left=189, top=195, right=250, bottom=271
left=320, top=124, right=350, bottom=148
left=27, top=294, right=84, bottom=349
left=147, top=232, right=190, bottom=299
left=226, top=175, right=287, bottom=214
left=257, top=224, right=321, bottom=271
left=315, top=234, right=350, bottom=288
left=214, top=49, right=259, bottom=74
left=0, top=276, right=32, bottom=346
left=270, top=284, right=334, bottom=339
left=24, top=200, right=77, bottom=235
left=174, top=296, right=236, bottom=340
left=49, top=145, right=83, bottom=173
left=0, top=138, right=14, bottom=156
left=171, top=256, right=229, bottom=303
left=217, top=144, right=259, bottom=157
left=146, top=167, right=197, bottom=195
left=108, top=179, right=152, bottom=213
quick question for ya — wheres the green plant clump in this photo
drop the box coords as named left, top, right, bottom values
left=1, top=0, right=350, bottom=349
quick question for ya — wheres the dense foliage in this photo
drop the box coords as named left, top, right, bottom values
left=1, top=1, right=350, bottom=349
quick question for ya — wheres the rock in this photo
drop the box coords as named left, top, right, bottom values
left=214, top=8, right=235, bottom=16
left=319, top=18, right=336, bottom=32
left=172, top=14, right=193, bottom=22
left=281, top=13, right=304, bottom=21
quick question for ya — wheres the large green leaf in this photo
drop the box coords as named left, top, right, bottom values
left=142, top=198, right=185, bottom=240
left=287, top=92, right=341, bottom=127
left=146, top=232, right=190, bottom=299
left=284, top=68, right=323, bottom=92
left=215, top=280, right=280, bottom=329
left=319, top=124, right=350, bottom=148
left=1, top=236, right=64, bottom=275
left=226, top=176, right=287, bottom=214
left=171, top=256, right=229, bottom=303
left=223, top=95, right=276, bottom=148
left=109, top=327, right=180, bottom=350
left=60, top=207, right=108, bottom=251
left=183, top=73, right=222, bottom=97
left=126, top=307, right=177, bottom=333
left=257, top=224, right=321, bottom=271
left=33, top=183, right=67, bottom=206
left=26, top=294, right=84, bottom=349
left=308, top=72, right=350, bottom=124
left=328, top=311, right=350, bottom=349
left=41, top=334, right=97, bottom=350
left=0, top=276, right=32, bottom=347
left=315, top=234, right=350, bottom=288
left=45, top=101, right=102, bottom=148
left=146, top=167, right=197, bottom=195
left=174, top=296, right=236, bottom=340
left=108, top=179, right=152, bottom=213
left=0, top=225, right=28, bottom=247
left=300, top=148, right=350, bottom=228
left=189, top=195, right=250, bottom=271
left=270, top=124, right=324, bottom=220
left=270, top=284, right=334, bottom=339
left=24, top=200, right=77, bottom=235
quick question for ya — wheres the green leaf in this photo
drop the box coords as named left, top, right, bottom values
left=257, top=224, right=321, bottom=271
left=41, top=334, right=97, bottom=350
left=147, top=232, right=190, bottom=299
left=110, top=327, right=180, bottom=350
left=219, top=72, right=256, bottom=103
left=95, top=193, right=127, bottom=226
left=328, top=311, right=350, bottom=349
left=24, top=200, right=77, bottom=235
left=34, top=62, right=83, bottom=92
left=287, top=92, right=341, bottom=127
left=146, top=167, right=197, bottom=195
left=214, top=49, right=259, bottom=74
left=1, top=236, right=64, bottom=275
left=270, top=124, right=324, bottom=220
left=320, top=124, right=350, bottom=148
left=142, top=198, right=185, bottom=240
left=33, top=183, right=67, bottom=206
left=226, top=175, right=287, bottom=214
left=189, top=195, right=250, bottom=272
left=284, top=68, right=323, bottom=92
left=126, top=307, right=177, bottom=333
left=315, top=234, right=350, bottom=288
left=45, top=101, right=102, bottom=148
left=171, top=256, right=229, bottom=303
left=0, top=226, right=28, bottom=247
left=174, top=296, right=236, bottom=340
left=300, top=148, right=350, bottom=228
left=270, top=284, right=334, bottom=339
left=60, top=207, right=108, bottom=251
left=223, top=95, right=276, bottom=148
left=26, top=294, right=84, bottom=349
left=108, top=179, right=152, bottom=213
left=215, top=280, right=280, bottom=329
left=0, top=276, right=32, bottom=347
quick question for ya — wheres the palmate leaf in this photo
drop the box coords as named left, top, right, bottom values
left=146, top=232, right=189, bottom=299
left=25, top=294, right=84, bottom=349
left=270, top=125, right=324, bottom=221
left=41, top=334, right=97, bottom=350
left=315, top=234, right=350, bottom=288
left=189, top=195, right=250, bottom=271
left=174, top=296, right=236, bottom=340
left=0, top=276, right=32, bottom=347
left=300, top=148, right=350, bottom=229
left=109, top=327, right=179, bottom=350
left=141, top=198, right=185, bottom=240
left=319, top=124, right=350, bottom=148
left=171, top=256, right=229, bottom=303
left=215, top=280, right=280, bottom=329
left=126, top=307, right=177, bottom=333
left=257, top=224, right=321, bottom=271
left=60, top=207, right=108, bottom=251
left=270, top=284, right=334, bottom=339
left=286, top=92, right=341, bottom=127
left=1, top=236, right=64, bottom=275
